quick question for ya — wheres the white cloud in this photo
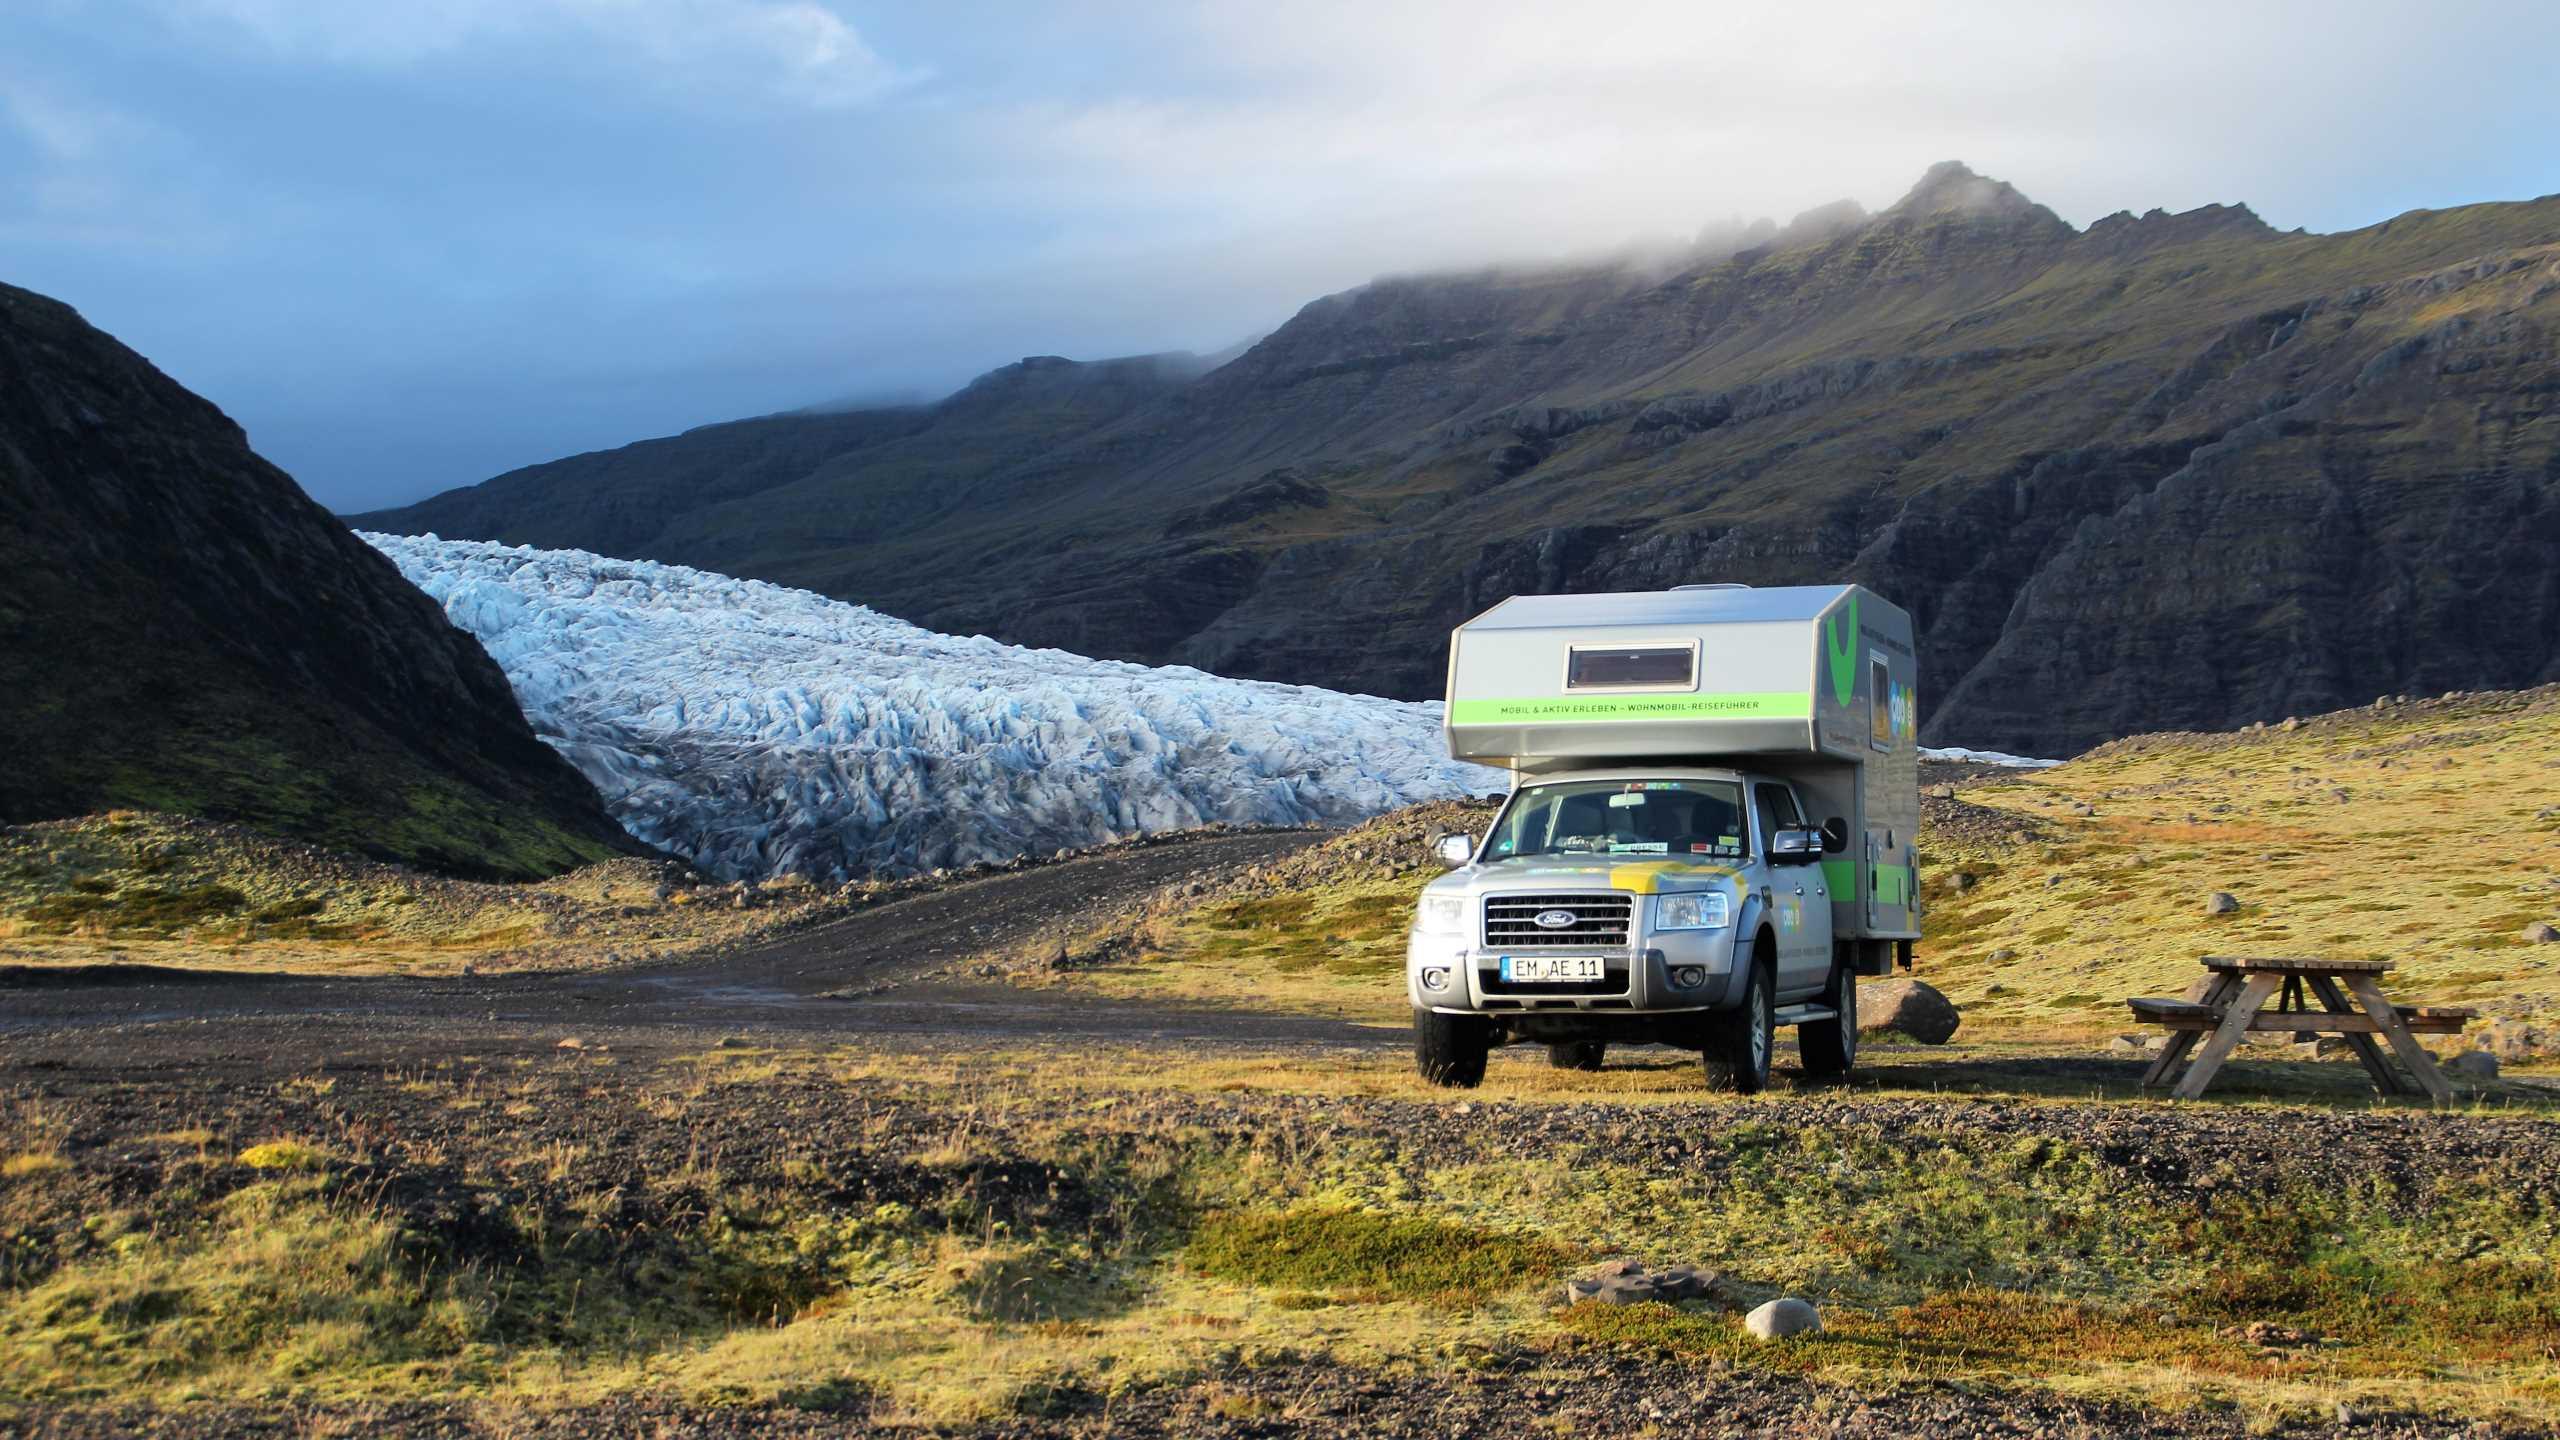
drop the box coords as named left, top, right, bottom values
left=152, top=0, right=908, bottom=108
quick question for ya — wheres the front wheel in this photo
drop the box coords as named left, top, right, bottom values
left=1415, top=1010, right=1493, bottom=1088
left=1547, top=1041, right=1606, bottom=1072
left=1800, top=956, right=1858, bottom=1078
left=1702, top=953, right=1775, bottom=1094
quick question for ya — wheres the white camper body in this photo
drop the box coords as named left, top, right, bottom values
left=1407, top=583, right=1922, bottom=1092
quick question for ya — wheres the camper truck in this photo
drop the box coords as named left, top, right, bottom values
left=1409, top=584, right=1920, bottom=1092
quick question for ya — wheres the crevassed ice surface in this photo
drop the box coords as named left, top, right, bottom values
left=364, top=534, right=1504, bottom=881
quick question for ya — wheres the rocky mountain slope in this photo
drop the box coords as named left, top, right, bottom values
left=356, top=164, right=2560, bottom=754
left=0, top=281, right=643, bottom=878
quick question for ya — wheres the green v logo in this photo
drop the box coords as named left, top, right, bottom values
left=1824, top=593, right=1859, bottom=708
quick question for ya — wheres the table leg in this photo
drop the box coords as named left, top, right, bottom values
left=2141, top=972, right=2242, bottom=1089
left=2306, top=974, right=2406, bottom=1097
left=2173, top=973, right=2282, bottom=1101
left=2344, top=973, right=2454, bottom=1106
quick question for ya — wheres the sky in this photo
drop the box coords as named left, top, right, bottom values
left=5, top=1, right=2558, bottom=513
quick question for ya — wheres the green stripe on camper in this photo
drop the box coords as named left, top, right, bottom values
left=1821, top=859, right=1857, bottom=899
left=1448, top=693, right=1813, bottom=725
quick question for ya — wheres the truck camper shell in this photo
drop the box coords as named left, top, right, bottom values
left=1444, top=584, right=1920, bottom=946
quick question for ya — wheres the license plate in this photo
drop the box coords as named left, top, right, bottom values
left=1499, top=954, right=1606, bottom=984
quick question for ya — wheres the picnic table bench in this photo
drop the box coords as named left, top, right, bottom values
left=2128, top=956, right=2474, bottom=1103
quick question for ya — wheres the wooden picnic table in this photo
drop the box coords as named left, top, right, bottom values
left=2128, top=956, right=2472, bottom=1104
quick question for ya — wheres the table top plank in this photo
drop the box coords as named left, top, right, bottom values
left=2201, top=955, right=2394, bottom=974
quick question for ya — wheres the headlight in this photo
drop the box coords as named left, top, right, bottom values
left=1654, top=891, right=1730, bottom=931
left=1418, top=894, right=1471, bottom=933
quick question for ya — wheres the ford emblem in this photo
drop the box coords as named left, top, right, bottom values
left=1532, top=909, right=1578, bottom=930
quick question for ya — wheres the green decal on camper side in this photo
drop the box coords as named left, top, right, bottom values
left=1823, top=593, right=1860, bottom=708
left=1872, top=865, right=1913, bottom=908
left=1821, top=859, right=1858, bottom=899
left=1448, top=693, right=1815, bottom=725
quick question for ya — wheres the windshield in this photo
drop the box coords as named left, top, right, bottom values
left=1483, top=779, right=1749, bottom=862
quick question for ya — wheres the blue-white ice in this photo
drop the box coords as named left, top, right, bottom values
left=1919, top=746, right=2061, bottom=769
left=364, top=533, right=1505, bottom=880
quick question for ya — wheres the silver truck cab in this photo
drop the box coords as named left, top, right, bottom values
left=1409, top=584, right=1921, bottom=1092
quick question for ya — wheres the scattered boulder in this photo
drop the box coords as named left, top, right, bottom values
left=2523, top=921, right=2559, bottom=944
left=1744, top=1297, right=1821, bottom=1340
left=2478, top=1019, right=2551, bottom=1061
left=2105, top=1034, right=2148, bottom=1055
left=2445, top=1051, right=2500, bottom=1081
left=1926, top=784, right=1956, bottom=800
left=1562, top=1259, right=1723, bottom=1307
left=1858, top=978, right=1960, bottom=1045
left=1986, top=948, right=2015, bottom=964
left=2205, top=892, right=2242, bottom=915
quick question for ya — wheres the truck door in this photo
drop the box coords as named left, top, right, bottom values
left=1752, top=781, right=1834, bottom=998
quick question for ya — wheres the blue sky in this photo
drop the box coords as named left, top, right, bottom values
left=5, top=0, right=2557, bottom=512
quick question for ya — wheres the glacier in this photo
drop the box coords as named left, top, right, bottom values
left=363, top=534, right=1506, bottom=881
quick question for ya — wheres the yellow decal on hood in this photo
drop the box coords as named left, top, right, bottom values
left=1605, top=861, right=1742, bottom=895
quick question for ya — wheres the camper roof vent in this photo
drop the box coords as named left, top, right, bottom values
left=1670, top=582, right=1752, bottom=591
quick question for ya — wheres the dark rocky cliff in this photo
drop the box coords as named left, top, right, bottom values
left=0, top=282, right=644, bottom=878
left=357, top=165, right=2560, bottom=754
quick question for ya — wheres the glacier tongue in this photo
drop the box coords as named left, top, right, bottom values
left=363, top=533, right=1503, bottom=881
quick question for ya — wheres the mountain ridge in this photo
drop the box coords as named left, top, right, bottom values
left=0, top=281, right=646, bottom=879
left=355, top=164, right=2560, bottom=752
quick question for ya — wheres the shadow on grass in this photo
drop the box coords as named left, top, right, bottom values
left=1511, top=1042, right=2559, bottom=1111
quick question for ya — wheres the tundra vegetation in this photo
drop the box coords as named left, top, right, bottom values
left=1, top=1043, right=2556, bottom=1429
left=3, top=690, right=2557, bottom=1431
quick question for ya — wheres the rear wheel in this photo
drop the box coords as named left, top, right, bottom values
left=1415, top=1010, right=1492, bottom=1088
left=1547, top=1041, right=1606, bottom=1072
left=1800, top=953, right=1858, bottom=1078
left=1702, top=945, right=1775, bottom=1094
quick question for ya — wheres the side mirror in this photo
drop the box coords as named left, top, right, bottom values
left=1434, top=833, right=1476, bottom=868
left=1821, top=817, right=1849, bottom=854
left=1770, top=828, right=1825, bottom=866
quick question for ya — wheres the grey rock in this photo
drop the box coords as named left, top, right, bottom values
left=2445, top=1051, right=2500, bottom=1080
left=2522, top=921, right=2560, bottom=944
left=1858, top=978, right=1960, bottom=1045
left=2106, top=1034, right=2148, bottom=1055
left=1562, top=1259, right=1723, bottom=1308
left=2477, top=1019, right=2549, bottom=1060
left=2205, top=892, right=2242, bottom=915
left=1926, top=784, right=1956, bottom=799
left=1986, top=948, right=2016, bottom=964
left=1743, top=1297, right=1821, bottom=1340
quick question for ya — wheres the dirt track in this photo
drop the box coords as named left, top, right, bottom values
left=0, top=828, right=1364, bottom=1066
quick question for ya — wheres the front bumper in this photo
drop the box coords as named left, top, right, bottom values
left=1406, top=920, right=1742, bottom=1014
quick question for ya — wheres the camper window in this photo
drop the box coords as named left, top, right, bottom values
left=1564, top=643, right=1697, bottom=692
left=1485, top=779, right=1746, bottom=861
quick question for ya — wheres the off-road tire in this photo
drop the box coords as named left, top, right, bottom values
left=1547, top=1041, right=1606, bottom=1071
left=1800, top=953, right=1858, bottom=1078
left=1702, top=944, right=1776, bottom=1094
left=1415, top=1010, right=1493, bottom=1088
